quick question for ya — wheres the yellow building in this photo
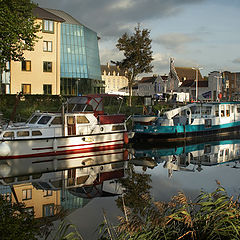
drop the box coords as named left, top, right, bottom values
left=11, top=183, right=61, bottom=218
left=101, top=63, right=128, bottom=94
left=10, top=7, right=64, bottom=95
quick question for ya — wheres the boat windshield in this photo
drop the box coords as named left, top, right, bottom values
left=37, top=116, right=52, bottom=125
left=28, top=115, right=41, bottom=124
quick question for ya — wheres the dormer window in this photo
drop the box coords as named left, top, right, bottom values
left=42, top=20, right=54, bottom=33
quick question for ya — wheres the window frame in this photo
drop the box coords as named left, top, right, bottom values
left=22, top=84, right=31, bottom=94
left=43, top=41, right=53, bottom=52
left=22, top=189, right=32, bottom=201
left=22, top=60, right=31, bottom=71
left=42, top=20, right=54, bottom=33
left=43, top=84, right=52, bottom=95
left=43, top=61, right=53, bottom=72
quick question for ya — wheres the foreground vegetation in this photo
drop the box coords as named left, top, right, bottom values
left=99, top=166, right=240, bottom=240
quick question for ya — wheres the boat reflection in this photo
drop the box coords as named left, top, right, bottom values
left=131, top=139, right=240, bottom=177
left=0, top=148, right=128, bottom=219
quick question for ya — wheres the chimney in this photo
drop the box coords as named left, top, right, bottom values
left=107, top=62, right=110, bottom=68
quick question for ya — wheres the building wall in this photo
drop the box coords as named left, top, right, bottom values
left=10, top=19, right=61, bottom=95
left=101, top=65, right=128, bottom=94
left=138, top=76, right=165, bottom=97
left=60, top=23, right=102, bottom=95
left=12, top=183, right=60, bottom=218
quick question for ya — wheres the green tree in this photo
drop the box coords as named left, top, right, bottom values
left=0, top=0, right=40, bottom=72
left=0, top=196, right=40, bottom=239
left=112, top=24, right=153, bottom=106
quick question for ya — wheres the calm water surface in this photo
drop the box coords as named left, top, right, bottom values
left=1, top=137, right=240, bottom=239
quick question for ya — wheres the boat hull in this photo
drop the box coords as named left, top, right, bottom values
left=132, top=123, right=240, bottom=143
left=0, top=131, right=126, bottom=161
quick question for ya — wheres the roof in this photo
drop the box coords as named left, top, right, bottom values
left=139, top=76, right=158, bottom=84
left=33, top=6, right=65, bottom=22
left=175, top=67, right=203, bottom=82
left=180, top=80, right=208, bottom=88
left=101, top=64, right=126, bottom=76
left=44, top=8, right=85, bottom=26
left=161, top=75, right=168, bottom=80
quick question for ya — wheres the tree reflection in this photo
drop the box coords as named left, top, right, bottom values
left=115, top=163, right=152, bottom=215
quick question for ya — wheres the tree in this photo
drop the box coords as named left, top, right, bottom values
left=112, top=24, right=153, bottom=106
left=0, top=0, right=40, bottom=71
left=0, top=196, right=40, bottom=239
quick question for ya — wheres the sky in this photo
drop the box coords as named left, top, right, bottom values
left=34, top=0, right=240, bottom=77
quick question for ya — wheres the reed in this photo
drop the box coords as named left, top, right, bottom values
left=98, top=182, right=240, bottom=240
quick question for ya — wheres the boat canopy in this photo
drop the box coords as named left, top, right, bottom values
left=164, top=103, right=196, bottom=119
left=67, top=96, right=103, bottom=113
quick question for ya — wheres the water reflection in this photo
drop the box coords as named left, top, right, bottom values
left=131, top=139, right=240, bottom=178
left=0, top=148, right=128, bottom=220
left=1, top=139, right=240, bottom=239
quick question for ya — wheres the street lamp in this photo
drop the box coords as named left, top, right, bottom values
left=192, top=67, right=203, bottom=101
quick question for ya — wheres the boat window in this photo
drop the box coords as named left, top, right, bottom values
left=226, top=105, right=230, bottom=117
left=77, top=116, right=89, bottom=124
left=202, top=106, right=211, bottom=115
left=3, top=132, right=14, bottom=138
left=17, top=131, right=29, bottom=137
left=3, top=177, right=14, bottom=183
left=29, top=115, right=40, bottom=124
left=17, top=176, right=30, bottom=181
left=215, top=106, right=219, bottom=117
left=221, top=105, right=225, bottom=117
left=231, top=106, right=234, bottom=114
left=112, top=125, right=125, bottom=131
left=51, top=117, right=62, bottom=125
left=32, top=130, right=42, bottom=136
left=37, top=116, right=51, bottom=124
left=237, top=107, right=240, bottom=113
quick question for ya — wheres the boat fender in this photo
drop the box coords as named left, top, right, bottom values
left=124, top=132, right=129, bottom=144
left=0, top=142, right=11, bottom=156
left=124, top=149, right=128, bottom=160
left=0, top=162, right=11, bottom=177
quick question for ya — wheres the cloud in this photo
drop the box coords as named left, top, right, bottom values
left=233, top=58, right=240, bottom=64
left=154, top=33, right=200, bottom=52
left=34, top=0, right=206, bottom=38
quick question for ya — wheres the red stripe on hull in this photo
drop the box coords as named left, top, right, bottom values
left=0, top=143, right=124, bottom=160
left=32, top=139, right=124, bottom=151
left=32, top=150, right=124, bottom=164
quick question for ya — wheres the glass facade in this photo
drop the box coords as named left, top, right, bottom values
left=60, top=23, right=103, bottom=95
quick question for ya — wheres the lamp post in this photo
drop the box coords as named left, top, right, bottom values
left=192, top=67, right=203, bottom=101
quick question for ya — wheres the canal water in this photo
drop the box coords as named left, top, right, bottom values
left=1, top=137, right=240, bottom=239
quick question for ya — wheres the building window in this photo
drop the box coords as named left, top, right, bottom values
left=43, top=62, right=52, bottom=72
left=43, top=84, right=52, bottom=94
left=22, top=60, right=31, bottom=71
left=42, top=20, right=54, bottom=33
left=43, top=204, right=54, bottom=217
left=43, top=41, right=52, bottom=52
left=43, top=190, right=53, bottom=197
left=22, top=189, right=32, bottom=200
left=22, top=84, right=31, bottom=94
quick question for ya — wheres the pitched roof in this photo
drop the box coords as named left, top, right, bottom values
left=175, top=67, right=203, bottom=82
left=161, top=75, right=168, bottom=80
left=180, top=80, right=208, bottom=88
left=101, top=64, right=126, bottom=76
left=33, top=6, right=65, bottom=22
left=139, top=76, right=158, bottom=84
left=45, top=8, right=85, bottom=26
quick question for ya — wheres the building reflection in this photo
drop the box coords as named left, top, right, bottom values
left=0, top=148, right=128, bottom=219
